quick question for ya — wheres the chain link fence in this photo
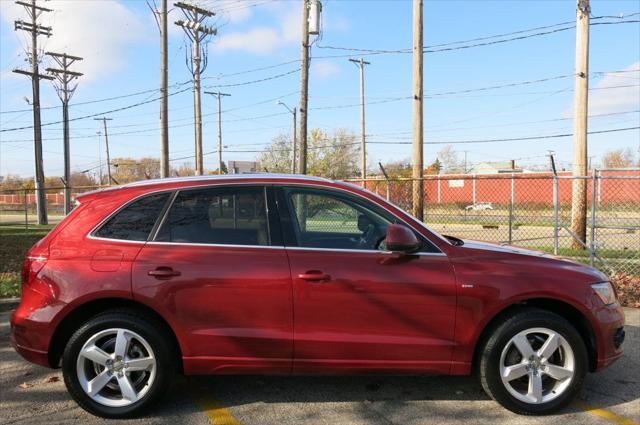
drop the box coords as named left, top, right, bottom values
left=1, top=172, right=638, bottom=276
left=0, top=185, right=102, bottom=228
left=356, top=169, right=639, bottom=276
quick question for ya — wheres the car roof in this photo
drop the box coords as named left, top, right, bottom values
left=122, top=173, right=334, bottom=188
left=76, top=173, right=354, bottom=201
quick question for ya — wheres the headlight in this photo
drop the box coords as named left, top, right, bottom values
left=591, top=282, right=617, bottom=305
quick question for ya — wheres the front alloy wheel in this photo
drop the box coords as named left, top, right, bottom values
left=499, top=328, right=575, bottom=404
left=479, top=308, right=587, bottom=415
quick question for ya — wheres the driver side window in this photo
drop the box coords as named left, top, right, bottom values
left=286, top=189, right=392, bottom=251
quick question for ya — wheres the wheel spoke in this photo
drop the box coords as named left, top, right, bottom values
left=513, top=334, right=535, bottom=359
left=117, top=374, right=138, bottom=402
left=77, top=328, right=156, bottom=407
left=114, top=329, right=130, bottom=358
left=502, top=363, right=529, bottom=382
left=538, top=333, right=560, bottom=359
left=544, top=364, right=573, bottom=381
left=80, top=345, right=111, bottom=366
left=86, top=369, right=113, bottom=396
left=126, top=356, right=155, bottom=372
left=527, top=373, right=543, bottom=403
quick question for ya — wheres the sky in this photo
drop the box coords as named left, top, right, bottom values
left=0, top=0, right=639, bottom=178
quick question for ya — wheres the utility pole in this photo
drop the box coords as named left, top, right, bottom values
left=571, top=0, right=590, bottom=249
left=94, top=118, right=114, bottom=184
left=175, top=1, right=217, bottom=176
left=277, top=101, right=297, bottom=173
left=205, top=91, right=231, bottom=174
left=412, top=0, right=424, bottom=221
left=46, top=52, right=83, bottom=215
left=299, top=0, right=310, bottom=175
left=463, top=150, right=468, bottom=173
left=349, top=57, right=371, bottom=180
left=149, top=0, right=170, bottom=178
left=96, top=131, right=103, bottom=185
left=13, top=0, right=53, bottom=225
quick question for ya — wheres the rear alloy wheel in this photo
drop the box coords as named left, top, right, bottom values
left=76, top=328, right=157, bottom=407
left=63, top=312, right=174, bottom=418
left=479, top=309, right=587, bottom=415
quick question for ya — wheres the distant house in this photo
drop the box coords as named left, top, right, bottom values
left=227, top=160, right=258, bottom=174
left=468, top=161, right=528, bottom=175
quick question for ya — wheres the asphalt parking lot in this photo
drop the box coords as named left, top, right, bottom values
left=1, top=305, right=638, bottom=425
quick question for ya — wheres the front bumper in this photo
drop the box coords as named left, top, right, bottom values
left=592, top=301, right=625, bottom=370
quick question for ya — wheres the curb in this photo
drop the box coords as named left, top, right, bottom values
left=0, top=298, right=20, bottom=313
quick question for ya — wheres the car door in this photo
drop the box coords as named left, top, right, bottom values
left=277, top=186, right=457, bottom=374
left=132, top=185, right=293, bottom=374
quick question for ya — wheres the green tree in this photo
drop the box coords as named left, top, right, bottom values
left=258, top=128, right=359, bottom=179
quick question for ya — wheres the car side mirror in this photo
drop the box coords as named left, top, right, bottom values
left=385, top=224, right=421, bottom=254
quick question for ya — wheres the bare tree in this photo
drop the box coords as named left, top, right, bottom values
left=602, top=148, right=636, bottom=169
left=110, top=157, right=160, bottom=183
left=437, top=146, right=464, bottom=174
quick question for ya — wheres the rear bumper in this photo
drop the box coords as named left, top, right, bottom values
left=10, top=286, right=66, bottom=368
left=10, top=333, right=50, bottom=367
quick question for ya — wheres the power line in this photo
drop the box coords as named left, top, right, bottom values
left=366, top=109, right=640, bottom=137
left=0, top=87, right=191, bottom=132
left=0, top=61, right=300, bottom=115
left=0, top=85, right=178, bottom=115
left=315, top=16, right=640, bottom=58
left=2, top=93, right=638, bottom=145
left=165, top=126, right=639, bottom=162
left=368, top=126, right=639, bottom=145
left=202, top=68, right=299, bottom=87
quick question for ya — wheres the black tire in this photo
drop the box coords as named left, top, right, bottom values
left=479, top=308, right=588, bottom=415
left=62, top=310, right=175, bottom=418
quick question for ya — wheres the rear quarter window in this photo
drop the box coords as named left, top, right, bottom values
left=93, top=192, right=171, bottom=241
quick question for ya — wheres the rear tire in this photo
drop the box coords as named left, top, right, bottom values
left=479, top=308, right=588, bottom=415
left=62, top=310, right=175, bottom=418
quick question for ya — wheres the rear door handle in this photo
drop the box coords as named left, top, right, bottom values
left=148, top=267, right=181, bottom=280
left=298, top=270, right=331, bottom=282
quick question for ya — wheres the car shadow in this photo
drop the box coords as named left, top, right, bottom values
left=182, top=323, right=639, bottom=420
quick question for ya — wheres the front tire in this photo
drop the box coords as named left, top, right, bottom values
left=479, top=308, right=588, bottom=415
left=62, top=311, right=175, bottom=418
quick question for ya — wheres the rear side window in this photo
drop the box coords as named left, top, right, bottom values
left=94, top=192, right=171, bottom=241
left=155, top=186, right=270, bottom=246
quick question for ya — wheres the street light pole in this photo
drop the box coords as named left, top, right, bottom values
left=278, top=101, right=297, bottom=174
left=205, top=91, right=231, bottom=174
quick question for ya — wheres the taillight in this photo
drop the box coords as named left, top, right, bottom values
left=21, top=254, right=48, bottom=287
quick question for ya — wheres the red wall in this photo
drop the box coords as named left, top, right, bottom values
left=361, top=170, right=639, bottom=206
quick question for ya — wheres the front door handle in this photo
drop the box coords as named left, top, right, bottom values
left=148, top=267, right=181, bottom=280
left=298, top=270, right=331, bottom=282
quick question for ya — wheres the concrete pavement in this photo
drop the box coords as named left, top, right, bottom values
left=1, top=308, right=638, bottom=425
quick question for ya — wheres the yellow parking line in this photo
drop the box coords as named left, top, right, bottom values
left=198, top=397, right=242, bottom=425
left=575, top=401, right=639, bottom=425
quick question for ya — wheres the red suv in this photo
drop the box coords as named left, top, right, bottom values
left=11, top=175, right=625, bottom=418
